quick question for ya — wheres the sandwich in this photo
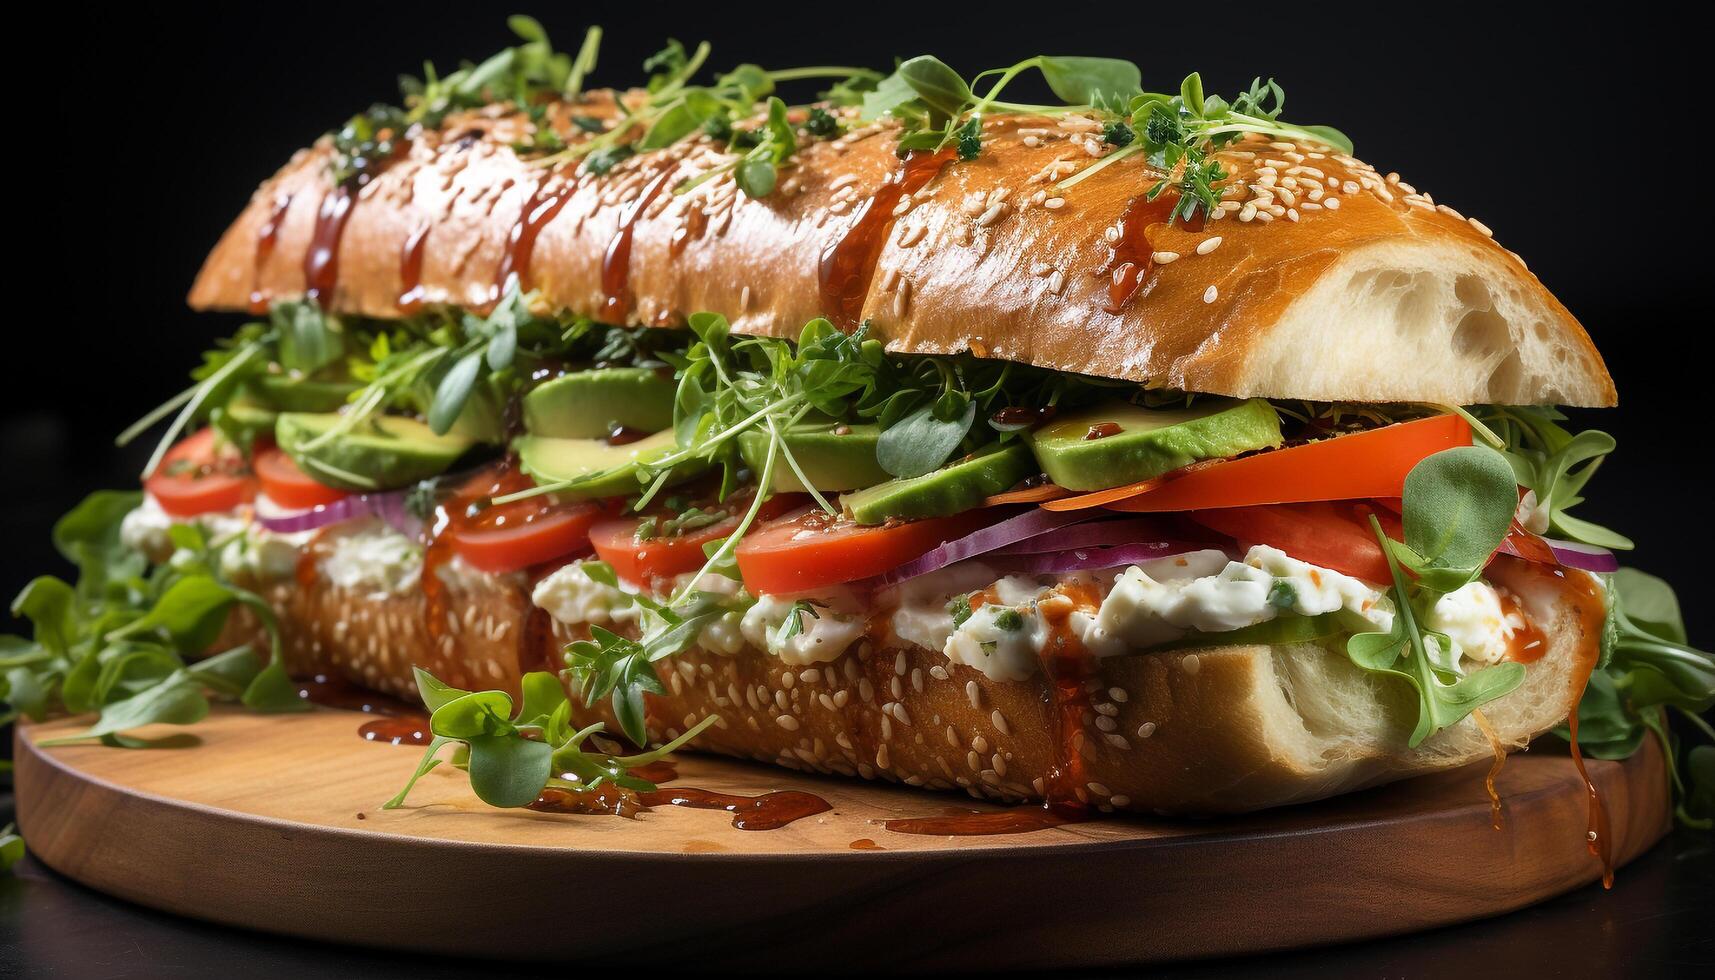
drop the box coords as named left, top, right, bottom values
left=8, top=21, right=1712, bottom=859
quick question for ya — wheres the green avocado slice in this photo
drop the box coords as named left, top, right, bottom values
left=1023, top=398, right=1283, bottom=491
left=514, top=430, right=705, bottom=500
left=842, top=443, right=1036, bottom=525
left=737, top=423, right=889, bottom=493
left=276, top=413, right=475, bottom=491
left=522, top=368, right=677, bottom=439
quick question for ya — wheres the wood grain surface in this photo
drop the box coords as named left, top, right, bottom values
left=14, top=707, right=1671, bottom=968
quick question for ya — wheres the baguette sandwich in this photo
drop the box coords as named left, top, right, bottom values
left=10, top=23, right=1711, bottom=848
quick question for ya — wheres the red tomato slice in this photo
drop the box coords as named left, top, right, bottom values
left=444, top=468, right=614, bottom=574
left=144, top=427, right=258, bottom=517
left=735, top=507, right=999, bottom=595
left=254, top=447, right=351, bottom=510
left=1046, top=414, right=1473, bottom=514
left=590, top=493, right=805, bottom=587
left=1189, top=501, right=1403, bottom=583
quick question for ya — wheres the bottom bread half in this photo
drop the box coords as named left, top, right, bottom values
left=235, top=542, right=1592, bottom=815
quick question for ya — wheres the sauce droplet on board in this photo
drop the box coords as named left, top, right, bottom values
left=358, top=715, right=432, bottom=746
left=295, top=673, right=418, bottom=715
left=248, top=193, right=294, bottom=313
left=601, top=167, right=676, bottom=319
left=817, top=148, right=956, bottom=328
left=397, top=222, right=432, bottom=313
left=635, top=787, right=832, bottom=831
left=848, top=838, right=885, bottom=850
left=884, top=806, right=1076, bottom=837
left=493, top=173, right=578, bottom=303
left=1097, top=191, right=1201, bottom=313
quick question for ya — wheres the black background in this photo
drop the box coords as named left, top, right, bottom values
left=3, top=2, right=1713, bottom=973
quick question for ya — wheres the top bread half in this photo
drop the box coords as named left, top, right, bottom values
left=188, top=95, right=1616, bottom=407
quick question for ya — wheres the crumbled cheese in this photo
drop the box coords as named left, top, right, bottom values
left=741, top=589, right=866, bottom=665
left=1427, top=581, right=1521, bottom=665
left=320, top=523, right=423, bottom=595
left=120, top=494, right=249, bottom=557
left=532, top=561, right=643, bottom=626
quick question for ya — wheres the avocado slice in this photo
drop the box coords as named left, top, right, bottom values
left=523, top=368, right=677, bottom=439
left=842, top=443, right=1036, bottom=525
left=514, top=430, right=705, bottom=500
left=250, top=375, right=362, bottom=413
left=276, top=412, right=475, bottom=491
left=1023, top=398, right=1282, bottom=491
left=737, top=423, right=889, bottom=492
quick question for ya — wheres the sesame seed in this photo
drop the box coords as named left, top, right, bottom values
left=966, top=680, right=982, bottom=709
left=1196, top=236, right=1222, bottom=255
left=1043, top=196, right=1065, bottom=210
left=1109, top=687, right=1129, bottom=703
left=1087, top=781, right=1112, bottom=797
left=1182, top=653, right=1202, bottom=675
left=1151, top=250, right=1180, bottom=264
left=1202, top=284, right=1218, bottom=304
left=991, top=710, right=1011, bottom=735
left=1324, top=197, right=1340, bottom=211
left=1468, top=217, right=1494, bottom=237
left=1111, top=794, right=1131, bottom=808
left=775, top=715, right=800, bottom=731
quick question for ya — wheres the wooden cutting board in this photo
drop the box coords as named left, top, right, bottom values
left=14, top=707, right=1670, bottom=969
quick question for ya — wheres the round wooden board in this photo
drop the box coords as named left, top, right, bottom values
left=16, top=707, right=1670, bottom=969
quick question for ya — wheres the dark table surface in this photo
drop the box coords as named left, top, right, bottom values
left=2, top=786, right=1710, bottom=979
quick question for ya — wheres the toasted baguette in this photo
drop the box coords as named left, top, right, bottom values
left=228, top=522, right=1597, bottom=815
left=187, top=100, right=1614, bottom=407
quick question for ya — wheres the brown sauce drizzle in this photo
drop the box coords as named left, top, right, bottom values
left=296, top=673, right=417, bottom=715
left=884, top=806, right=1075, bottom=836
left=848, top=838, right=885, bottom=850
left=817, top=148, right=956, bottom=327
left=635, top=787, right=832, bottom=831
left=248, top=193, right=294, bottom=313
left=601, top=167, right=676, bottom=319
left=1500, top=591, right=1549, bottom=663
left=1470, top=708, right=1507, bottom=831
left=530, top=785, right=646, bottom=818
left=303, top=186, right=356, bottom=307
left=1098, top=192, right=1200, bottom=313
left=1505, top=561, right=1613, bottom=886
left=493, top=173, right=578, bottom=302
left=1084, top=422, right=1122, bottom=441
left=358, top=715, right=432, bottom=746
left=397, top=222, right=432, bottom=313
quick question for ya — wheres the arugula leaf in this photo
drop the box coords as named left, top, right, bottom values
left=385, top=669, right=718, bottom=811
left=875, top=398, right=976, bottom=478
left=36, top=670, right=210, bottom=746
left=1395, top=445, right=1519, bottom=592
left=1, top=823, right=22, bottom=875
left=1038, top=56, right=1142, bottom=105
left=1347, top=513, right=1525, bottom=747
left=1554, top=566, right=1715, bottom=827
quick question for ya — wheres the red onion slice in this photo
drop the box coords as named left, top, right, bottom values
left=1541, top=537, right=1619, bottom=572
left=992, top=516, right=1175, bottom=556
left=1002, top=541, right=1216, bottom=575
left=870, top=507, right=1097, bottom=588
left=256, top=489, right=421, bottom=539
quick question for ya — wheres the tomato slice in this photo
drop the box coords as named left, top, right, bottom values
left=254, top=447, right=351, bottom=510
left=589, top=492, right=804, bottom=587
left=1189, top=501, right=1403, bottom=583
left=444, top=468, right=614, bottom=574
left=1046, top=414, right=1473, bottom=513
left=144, top=427, right=258, bottom=517
left=735, top=506, right=999, bottom=595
